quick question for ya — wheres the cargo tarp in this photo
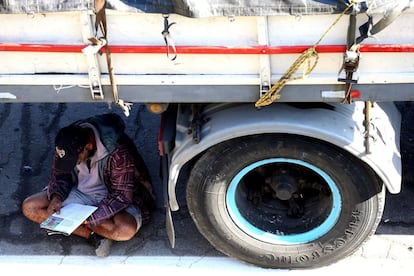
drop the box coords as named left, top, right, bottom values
left=0, top=0, right=412, bottom=17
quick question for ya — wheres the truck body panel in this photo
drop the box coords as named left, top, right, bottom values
left=1, top=4, right=414, bottom=103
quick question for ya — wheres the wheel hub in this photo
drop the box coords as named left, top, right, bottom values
left=266, top=172, right=298, bottom=201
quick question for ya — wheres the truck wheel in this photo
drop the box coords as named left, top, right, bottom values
left=186, top=134, right=384, bottom=269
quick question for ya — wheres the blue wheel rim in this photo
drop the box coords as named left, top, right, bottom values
left=226, top=158, right=342, bottom=245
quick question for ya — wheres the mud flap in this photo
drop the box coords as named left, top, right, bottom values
left=159, top=105, right=178, bottom=248
left=166, top=205, right=176, bottom=248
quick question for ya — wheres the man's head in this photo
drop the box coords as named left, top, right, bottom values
left=54, top=125, right=89, bottom=172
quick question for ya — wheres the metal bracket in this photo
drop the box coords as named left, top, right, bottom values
left=257, top=17, right=271, bottom=97
left=80, top=11, right=105, bottom=100
left=338, top=49, right=360, bottom=84
left=338, top=45, right=360, bottom=104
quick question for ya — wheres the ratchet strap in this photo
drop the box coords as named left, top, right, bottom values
left=94, top=0, right=132, bottom=117
left=338, top=13, right=360, bottom=104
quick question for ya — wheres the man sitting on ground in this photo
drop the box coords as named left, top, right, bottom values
left=22, top=113, right=156, bottom=257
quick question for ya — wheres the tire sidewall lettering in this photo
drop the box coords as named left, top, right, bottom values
left=258, top=207, right=364, bottom=264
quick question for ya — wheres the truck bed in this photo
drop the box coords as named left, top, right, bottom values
left=1, top=1, right=413, bottom=103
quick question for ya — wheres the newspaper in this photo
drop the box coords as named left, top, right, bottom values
left=40, top=203, right=97, bottom=235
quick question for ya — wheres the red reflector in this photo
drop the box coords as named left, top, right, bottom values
left=350, top=90, right=361, bottom=99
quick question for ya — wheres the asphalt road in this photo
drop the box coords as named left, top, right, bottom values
left=0, top=102, right=413, bottom=273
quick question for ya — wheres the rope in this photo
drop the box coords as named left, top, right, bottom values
left=255, top=0, right=357, bottom=108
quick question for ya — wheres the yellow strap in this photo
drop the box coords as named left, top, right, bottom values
left=255, top=0, right=357, bottom=108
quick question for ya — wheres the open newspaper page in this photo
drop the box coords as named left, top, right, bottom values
left=40, top=203, right=97, bottom=235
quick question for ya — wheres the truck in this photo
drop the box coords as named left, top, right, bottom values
left=1, top=0, right=413, bottom=269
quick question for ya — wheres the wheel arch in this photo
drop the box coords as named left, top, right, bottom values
left=168, top=102, right=401, bottom=211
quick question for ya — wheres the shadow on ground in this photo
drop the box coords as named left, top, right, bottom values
left=0, top=102, right=414, bottom=257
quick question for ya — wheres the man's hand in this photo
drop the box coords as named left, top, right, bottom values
left=47, top=194, right=62, bottom=215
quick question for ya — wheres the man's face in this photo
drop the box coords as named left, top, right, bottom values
left=77, top=148, right=89, bottom=164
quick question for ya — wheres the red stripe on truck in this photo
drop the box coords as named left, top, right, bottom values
left=1, top=43, right=413, bottom=54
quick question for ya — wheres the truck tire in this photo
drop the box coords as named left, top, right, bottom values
left=186, top=134, right=384, bottom=269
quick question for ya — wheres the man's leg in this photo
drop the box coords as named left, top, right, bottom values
left=87, top=209, right=140, bottom=258
left=89, top=210, right=140, bottom=241
left=21, top=190, right=50, bottom=224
